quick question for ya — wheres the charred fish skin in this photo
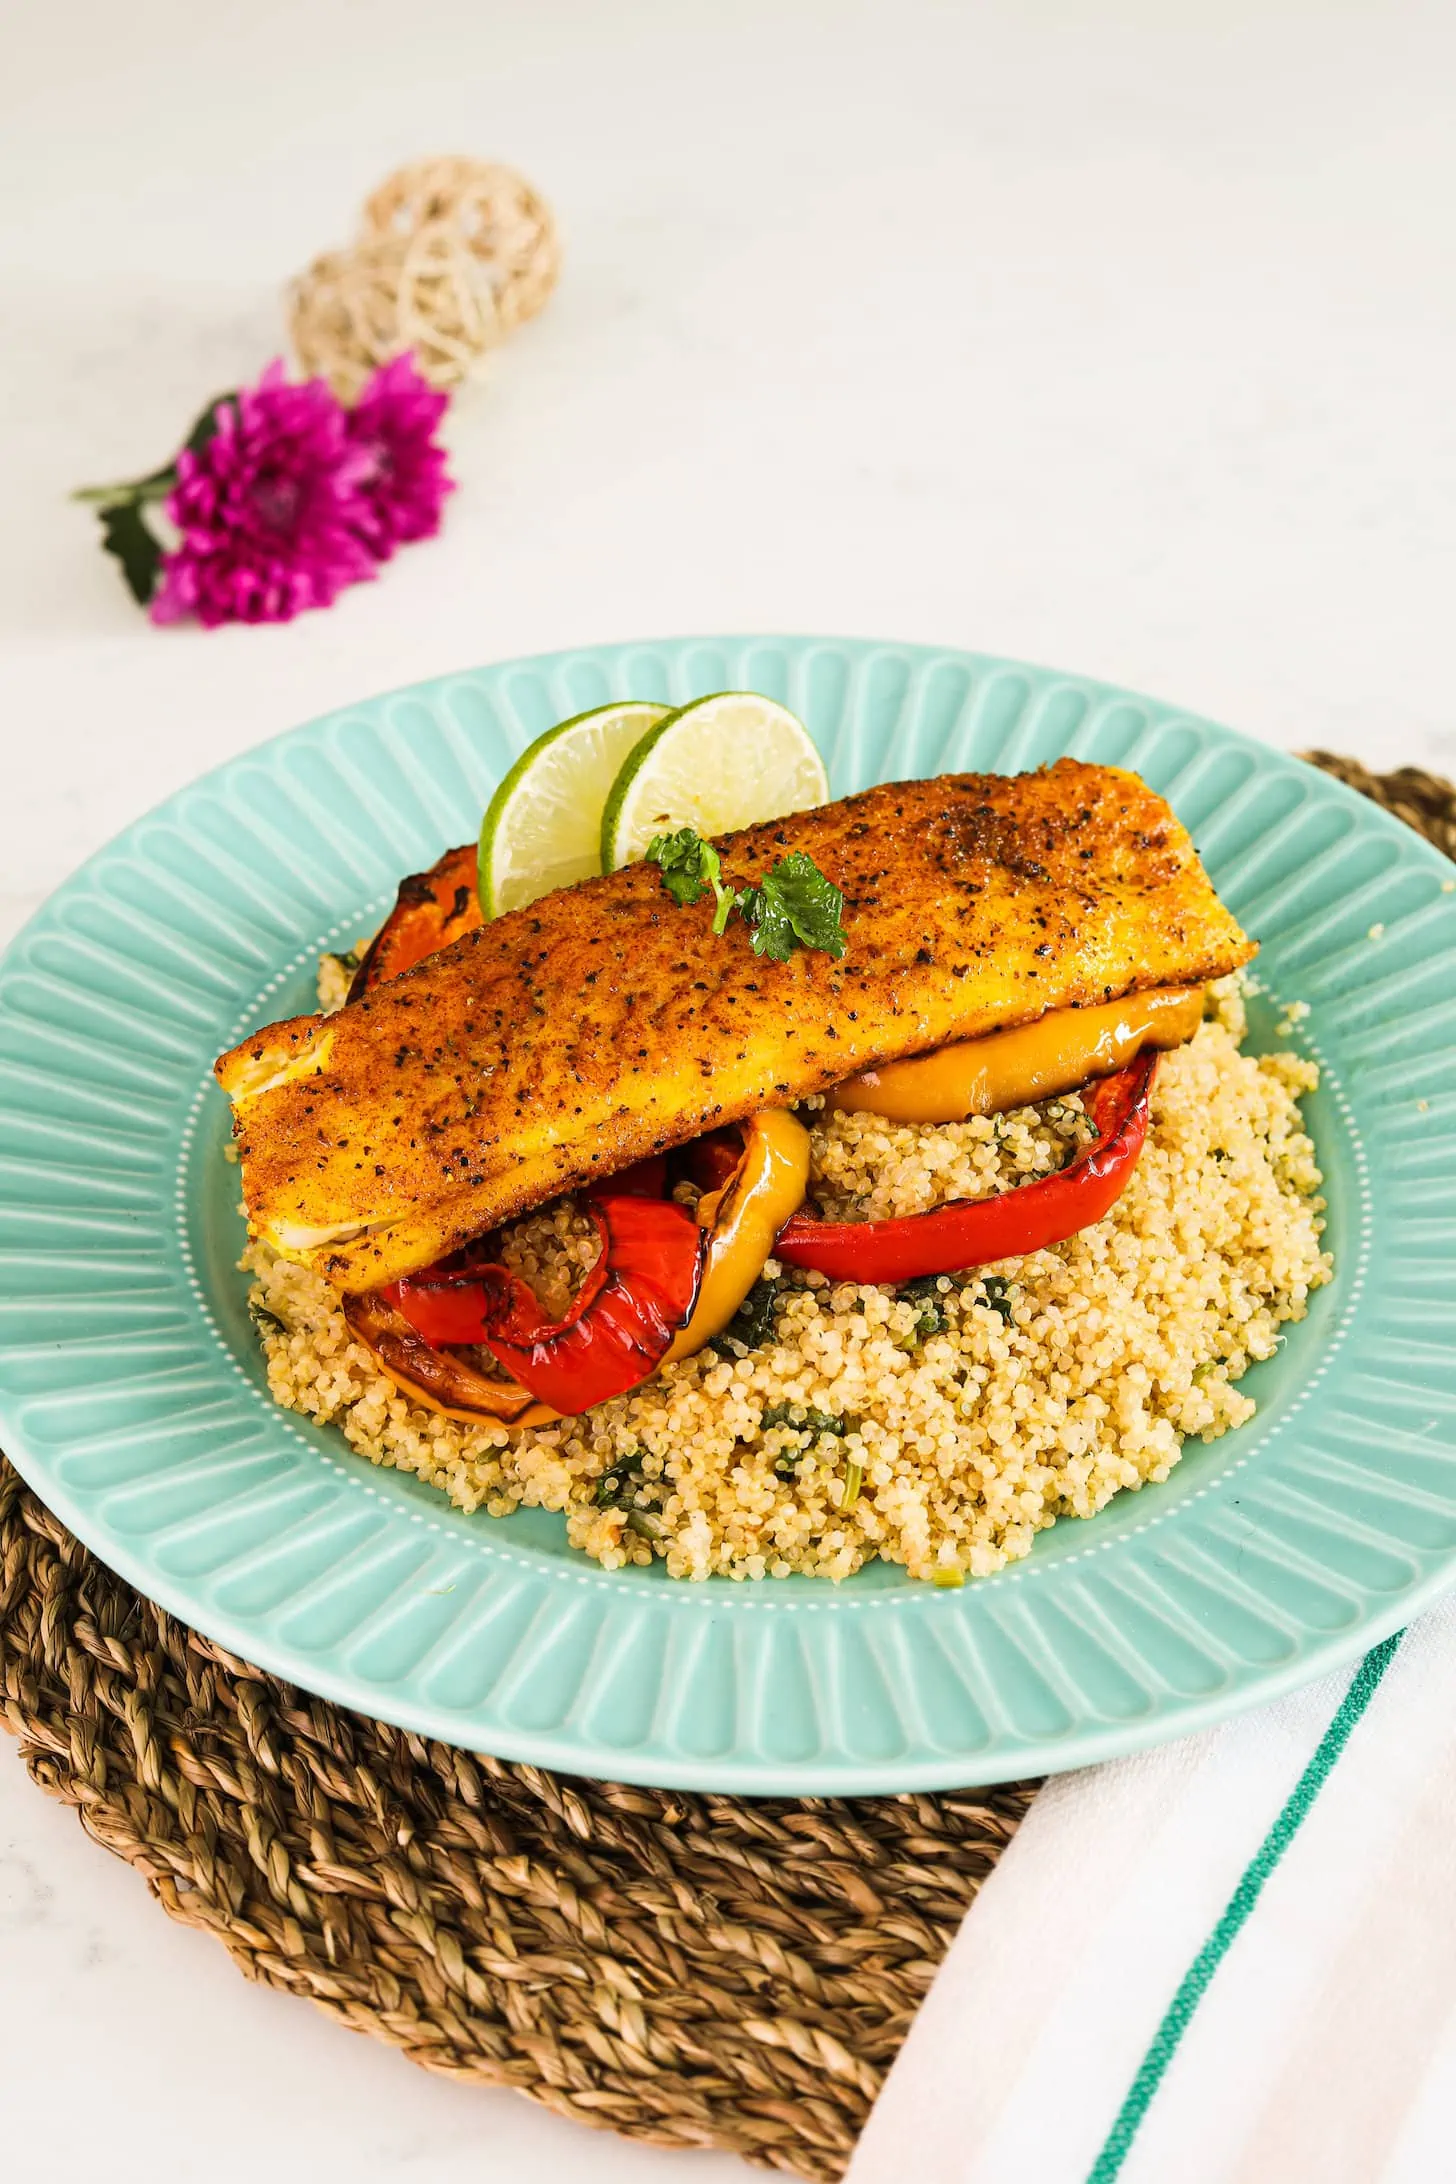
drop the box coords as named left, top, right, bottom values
left=217, top=761, right=1256, bottom=1291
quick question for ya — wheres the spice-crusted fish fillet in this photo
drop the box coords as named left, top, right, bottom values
left=217, top=760, right=1255, bottom=1290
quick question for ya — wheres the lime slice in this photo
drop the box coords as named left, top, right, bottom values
left=479, top=700, right=672, bottom=916
left=600, top=692, right=830, bottom=869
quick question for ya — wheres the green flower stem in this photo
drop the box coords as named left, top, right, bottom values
left=71, top=468, right=176, bottom=508
left=72, top=391, right=232, bottom=513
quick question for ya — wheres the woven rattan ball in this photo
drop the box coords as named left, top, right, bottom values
left=364, top=157, right=559, bottom=334
left=289, top=158, right=559, bottom=401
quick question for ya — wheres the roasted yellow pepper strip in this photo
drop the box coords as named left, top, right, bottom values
left=828, top=986, right=1205, bottom=1125
left=663, top=1110, right=811, bottom=1364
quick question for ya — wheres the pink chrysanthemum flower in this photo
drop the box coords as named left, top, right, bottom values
left=345, top=353, right=455, bottom=558
left=151, top=363, right=376, bottom=627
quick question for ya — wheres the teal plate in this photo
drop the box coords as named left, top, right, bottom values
left=2, top=637, right=1454, bottom=1793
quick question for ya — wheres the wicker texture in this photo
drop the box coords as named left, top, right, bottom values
left=0, top=753, right=1449, bottom=2178
left=289, top=157, right=559, bottom=400
left=0, top=1466, right=1028, bottom=2178
left=1303, top=754, right=1456, bottom=862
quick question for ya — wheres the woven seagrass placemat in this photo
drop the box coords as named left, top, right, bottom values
left=1, top=754, right=1450, bottom=2180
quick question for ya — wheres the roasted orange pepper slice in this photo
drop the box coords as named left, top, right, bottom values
left=349, top=841, right=482, bottom=998
left=663, top=1110, right=811, bottom=1364
left=828, top=986, right=1202, bottom=1124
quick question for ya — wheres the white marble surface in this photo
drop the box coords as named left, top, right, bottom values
left=1, top=0, right=1453, bottom=2175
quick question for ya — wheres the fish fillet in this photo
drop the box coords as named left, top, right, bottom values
left=217, top=761, right=1255, bottom=1290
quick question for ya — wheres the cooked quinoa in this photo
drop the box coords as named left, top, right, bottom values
left=241, top=974, right=1330, bottom=1584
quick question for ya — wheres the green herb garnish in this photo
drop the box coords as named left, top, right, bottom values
left=594, top=1450, right=646, bottom=1508
left=645, top=828, right=735, bottom=926
left=646, top=831, right=847, bottom=962
left=760, top=1403, right=847, bottom=1440
left=736, top=852, right=848, bottom=963
left=248, top=1298, right=288, bottom=1337
left=760, top=1403, right=851, bottom=1482
left=841, top=1460, right=864, bottom=1510
left=595, top=1454, right=666, bottom=1539
left=710, top=1274, right=783, bottom=1357
left=899, top=1275, right=950, bottom=1343
left=977, top=1275, right=1015, bottom=1326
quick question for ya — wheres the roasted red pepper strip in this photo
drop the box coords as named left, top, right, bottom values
left=593, top=1154, right=668, bottom=1200
left=384, top=1195, right=703, bottom=1415
left=774, top=1051, right=1158, bottom=1283
left=686, top=1129, right=748, bottom=1196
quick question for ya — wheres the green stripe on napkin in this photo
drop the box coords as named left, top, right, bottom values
left=1088, top=1633, right=1404, bottom=2183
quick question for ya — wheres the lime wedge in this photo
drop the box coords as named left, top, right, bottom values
left=600, top=692, right=830, bottom=869
left=479, top=700, right=671, bottom=916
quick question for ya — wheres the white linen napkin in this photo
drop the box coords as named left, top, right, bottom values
left=849, top=1595, right=1456, bottom=2184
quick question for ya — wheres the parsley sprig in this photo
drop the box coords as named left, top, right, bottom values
left=646, top=829, right=738, bottom=930
left=646, top=829, right=847, bottom=963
